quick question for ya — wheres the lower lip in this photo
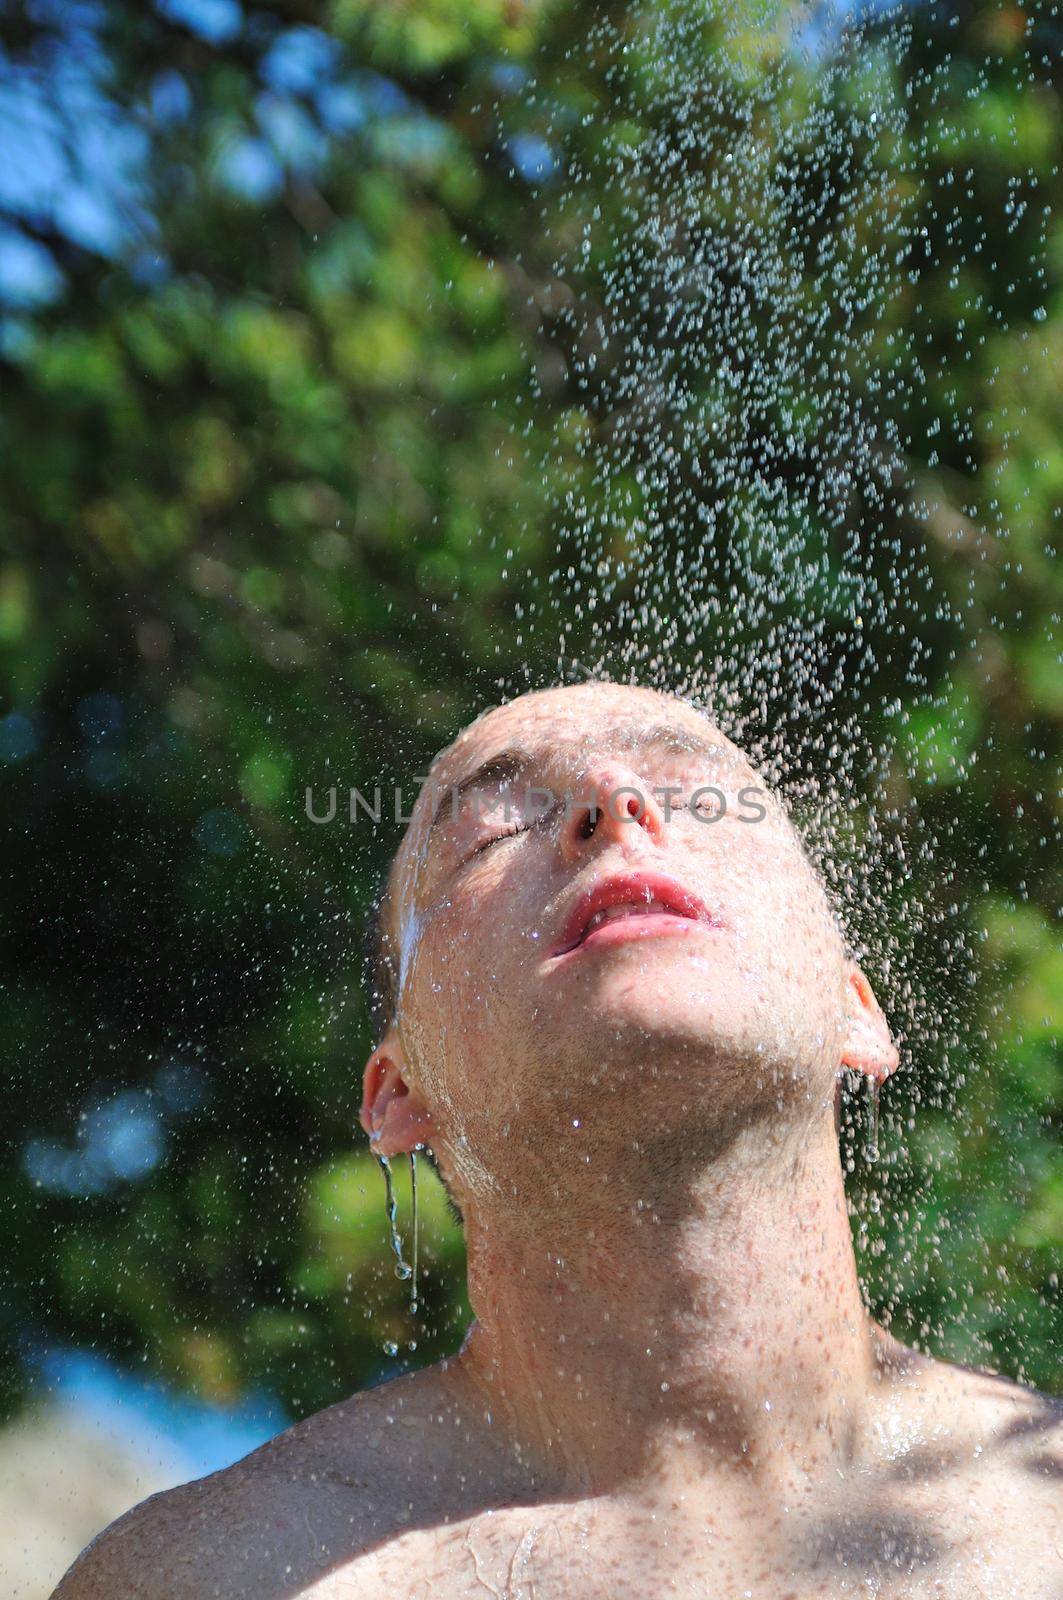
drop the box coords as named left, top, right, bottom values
left=552, top=914, right=721, bottom=960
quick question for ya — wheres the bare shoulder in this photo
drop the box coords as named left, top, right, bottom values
left=936, top=1354, right=1063, bottom=1475
left=864, top=1344, right=1063, bottom=1593
left=50, top=1362, right=467, bottom=1600
left=887, top=1337, right=1063, bottom=1463
left=872, top=1330, right=1062, bottom=1573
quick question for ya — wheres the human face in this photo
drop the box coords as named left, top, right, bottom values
left=388, top=684, right=852, bottom=1184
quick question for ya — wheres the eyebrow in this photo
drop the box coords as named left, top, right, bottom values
left=425, top=719, right=735, bottom=846
left=428, top=752, right=531, bottom=836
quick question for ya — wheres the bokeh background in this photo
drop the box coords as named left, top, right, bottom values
left=1, top=0, right=1060, bottom=1592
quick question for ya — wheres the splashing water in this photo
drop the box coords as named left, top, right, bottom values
left=472, top=0, right=1058, bottom=1367
left=378, top=0, right=1059, bottom=1384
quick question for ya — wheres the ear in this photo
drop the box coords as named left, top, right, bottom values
left=358, top=1029, right=436, bottom=1157
left=839, top=964, right=899, bottom=1085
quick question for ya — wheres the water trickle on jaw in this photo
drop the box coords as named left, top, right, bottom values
left=398, top=905, right=424, bottom=999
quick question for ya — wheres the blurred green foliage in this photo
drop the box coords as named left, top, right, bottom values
left=0, top=0, right=1059, bottom=1422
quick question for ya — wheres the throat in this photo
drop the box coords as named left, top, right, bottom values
left=453, top=1116, right=877, bottom=1498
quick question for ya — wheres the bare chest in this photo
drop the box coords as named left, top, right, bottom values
left=300, top=1485, right=1054, bottom=1600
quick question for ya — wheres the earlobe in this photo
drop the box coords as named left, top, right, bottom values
left=359, top=1032, right=437, bottom=1157
left=839, top=965, right=899, bottom=1085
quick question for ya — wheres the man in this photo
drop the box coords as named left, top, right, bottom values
left=56, top=681, right=1061, bottom=1598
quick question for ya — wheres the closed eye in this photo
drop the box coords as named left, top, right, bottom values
left=458, top=822, right=530, bottom=868
left=460, top=796, right=565, bottom=868
left=468, top=823, right=528, bottom=858
left=672, top=792, right=727, bottom=817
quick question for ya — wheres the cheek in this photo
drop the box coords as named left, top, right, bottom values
left=736, top=840, right=845, bottom=990
left=437, top=858, right=546, bottom=985
left=770, top=885, right=848, bottom=1051
left=402, top=888, right=525, bottom=1103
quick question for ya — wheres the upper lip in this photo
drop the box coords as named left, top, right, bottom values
left=549, top=869, right=717, bottom=957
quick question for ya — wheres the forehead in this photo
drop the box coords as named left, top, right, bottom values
left=396, top=684, right=748, bottom=871
left=438, top=684, right=736, bottom=777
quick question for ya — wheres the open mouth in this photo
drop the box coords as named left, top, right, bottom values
left=549, top=870, right=720, bottom=958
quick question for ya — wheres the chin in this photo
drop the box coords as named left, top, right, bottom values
left=571, top=999, right=756, bottom=1074
left=567, top=981, right=829, bottom=1097
left=574, top=953, right=757, bottom=1032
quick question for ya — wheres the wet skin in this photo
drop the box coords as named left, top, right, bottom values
left=53, top=684, right=1062, bottom=1599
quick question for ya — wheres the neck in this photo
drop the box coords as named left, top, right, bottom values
left=449, top=1107, right=881, bottom=1500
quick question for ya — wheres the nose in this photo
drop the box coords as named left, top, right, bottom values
left=558, top=758, right=666, bottom=862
